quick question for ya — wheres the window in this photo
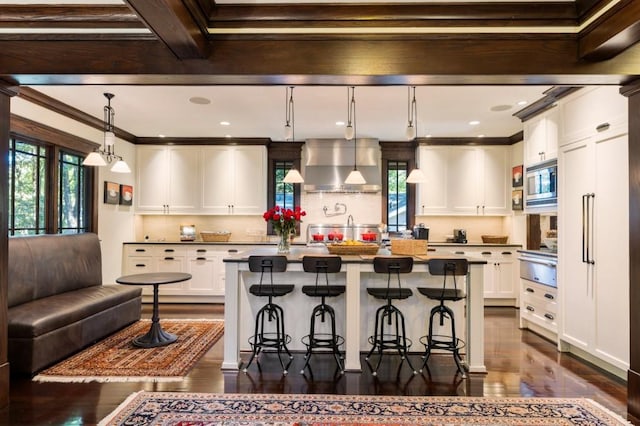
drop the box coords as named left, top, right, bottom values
left=8, top=138, right=48, bottom=236
left=387, top=160, right=409, bottom=232
left=58, top=151, right=89, bottom=234
left=8, top=133, right=94, bottom=236
left=274, top=160, right=296, bottom=211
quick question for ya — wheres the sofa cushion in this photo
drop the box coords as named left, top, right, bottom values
left=8, top=233, right=103, bottom=307
left=8, top=284, right=142, bottom=338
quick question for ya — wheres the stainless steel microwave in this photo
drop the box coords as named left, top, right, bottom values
left=526, top=159, right=557, bottom=207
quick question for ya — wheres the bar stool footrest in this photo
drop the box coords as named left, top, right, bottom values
left=419, top=334, right=466, bottom=351
left=248, top=333, right=292, bottom=350
left=301, top=333, right=344, bottom=350
left=368, top=334, right=413, bottom=351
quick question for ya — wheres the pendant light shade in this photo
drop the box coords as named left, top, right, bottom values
left=345, top=169, right=366, bottom=184
left=282, top=86, right=304, bottom=183
left=406, top=168, right=426, bottom=183
left=82, top=92, right=131, bottom=173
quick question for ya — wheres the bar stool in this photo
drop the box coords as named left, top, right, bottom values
left=365, top=256, right=417, bottom=376
left=418, top=258, right=469, bottom=378
left=300, top=255, right=345, bottom=375
left=244, top=255, right=294, bottom=375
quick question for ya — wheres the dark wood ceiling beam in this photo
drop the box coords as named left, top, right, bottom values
left=0, top=5, right=143, bottom=29
left=2, top=35, right=640, bottom=85
left=208, top=3, right=578, bottom=29
left=579, top=0, right=640, bottom=60
left=124, top=0, right=210, bottom=59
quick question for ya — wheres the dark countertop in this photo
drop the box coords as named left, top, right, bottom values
left=123, top=241, right=521, bottom=248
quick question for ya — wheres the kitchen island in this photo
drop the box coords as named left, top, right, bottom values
left=223, top=246, right=487, bottom=374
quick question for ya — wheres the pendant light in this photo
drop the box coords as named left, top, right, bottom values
left=405, top=86, right=426, bottom=184
left=344, top=86, right=366, bottom=185
left=282, top=86, right=304, bottom=183
left=82, top=92, right=131, bottom=173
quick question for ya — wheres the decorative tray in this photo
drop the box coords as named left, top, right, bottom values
left=326, top=243, right=380, bottom=255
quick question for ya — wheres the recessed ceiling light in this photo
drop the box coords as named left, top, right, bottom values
left=426, top=134, right=432, bottom=138
left=225, top=134, right=232, bottom=138
left=336, top=121, right=345, bottom=126
left=220, top=121, right=230, bottom=126
left=490, top=104, right=512, bottom=112
left=158, top=134, right=165, bottom=138
left=478, top=134, right=485, bottom=138
left=189, top=96, right=211, bottom=105
left=517, top=100, right=528, bottom=106
left=469, top=120, right=480, bottom=126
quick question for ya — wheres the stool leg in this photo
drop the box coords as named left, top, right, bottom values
left=300, top=304, right=319, bottom=374
left=447, top=305, right=466, bottom=378
left=396, top=306, right=417, bottom=374
left=328, top=305, right=345, bottom=374
left=273, top=303, right=293, bottom=374
left=420, top=306, right=439, bottom=374
left=244, top=304, right=267, bottom=373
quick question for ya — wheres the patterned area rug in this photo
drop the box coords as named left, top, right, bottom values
left=33, top=319, right=224, bottom=383
left=99, top=391, right=631, bottom=425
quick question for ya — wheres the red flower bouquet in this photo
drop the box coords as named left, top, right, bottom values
left=263, top=205, right=306, bottom=237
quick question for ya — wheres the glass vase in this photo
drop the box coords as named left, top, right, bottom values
left=277, top=230, right=291, bottom=254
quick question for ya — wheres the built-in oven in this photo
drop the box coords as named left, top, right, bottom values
left=526, top=159, right=557, bottom=208
left=519, top=254, right=557, bottom=288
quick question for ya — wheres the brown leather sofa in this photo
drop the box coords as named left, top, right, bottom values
left=7, top=232, right=142, bottom=375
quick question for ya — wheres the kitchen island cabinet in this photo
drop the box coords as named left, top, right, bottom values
left=222, top=247, right=487, bottom=373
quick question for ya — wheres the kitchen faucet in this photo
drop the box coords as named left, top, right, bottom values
left=347, top=214, right=354, bottom=227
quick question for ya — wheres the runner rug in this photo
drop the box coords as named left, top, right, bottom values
left=99, top=391, right=631, bottom=425
left=33, top=319, right=224, bottom=383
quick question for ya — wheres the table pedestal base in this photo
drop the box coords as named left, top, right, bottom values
left=133, top=322, right=177, bottom=348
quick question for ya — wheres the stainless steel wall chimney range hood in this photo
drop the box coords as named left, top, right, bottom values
left=302, top=139, right=382, bottom=193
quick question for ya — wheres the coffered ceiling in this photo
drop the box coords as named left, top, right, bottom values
left=1, top=0, right=638, bottom=140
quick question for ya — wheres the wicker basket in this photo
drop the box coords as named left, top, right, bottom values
left=481, top=235, right=508, bottom=244
left=200, top=231, right=231, bottom=242
left=326, top=243, right=380, bottom=255
left=390, top=239, right=428, bottom=255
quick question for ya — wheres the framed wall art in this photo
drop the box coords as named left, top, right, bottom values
left=119, top=184, right=133, bottom=206
left=512, top=189, right=523, bottom=210
left=104, top=181, right=119, bottom=205
left=512, top=165, right=523, bottom=187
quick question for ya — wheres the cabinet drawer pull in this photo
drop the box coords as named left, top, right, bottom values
left=455, top=251, right=465, bottom=255
left=164, top=257, right=174, bottom=260
left=526, top=305, right=535, bottom=312
left=228, top=249, right=238, bottom=253
left=196, top=257, right=207, bottom=261
left=135, top=264, right=147, bottom=267
left=481, top=251, right=491, bottom=255
left=428, top=248, right=436, bottom=252
left=197, top=249, right=207, bottom=253
left=544, top=293, right=555, bottom=300
left=544, top=313, right=555, bottom=320
left=164, top=249, right=175, bottom=253
left=502, top=251, right=512, bottom=255
left=135, top=248, right=146, bottom=252
left=596, top=123, right=610, bottom=132
left=526, top=287, right=534, bottom=293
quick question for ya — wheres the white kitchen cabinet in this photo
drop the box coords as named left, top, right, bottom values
left=122, top=243, right=248, bottom=301
left=558, top=118, right=629, bottom=375
left=416, top=146, right=449, bottom=215
left=201, top=146, right=267, bottom=215
left=520, top=280, right=558, bottom=340
left=523, top=106, right=559, bottom=166
left=560, top=86, right=627, bottom=146
left=472, top=249, right=518, bottom=306
left=448, top=146, right=510, bottom=215
left=136, top=146, right=201, bottom=214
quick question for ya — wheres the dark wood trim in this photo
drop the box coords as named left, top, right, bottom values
left=623, top=82, right=640, bottom=419
left=513, top=86, right=583, bottom=122
left=0, top=5, right=144, bottom=29
left=208, top=3, right=578, bottom=29
left=135, top=137, right=271, bottom=145
left=575, top=0, right=609, bottom=22
left=10, top=114, right=98, bottom=154
left=266, top=142, right=304, bottom=236
left=18, top=87, right=136, bottom=144
left=3, top=37, right=640, bottom=86
left=415, top=137, right=513, bottom=146
left=526, top=214, right=542, bottom=250
left=579, top=0, right=640, bottom=60
left=0, top=88, right=12, bottom=409
left=509, top=131, right=524, bottom=144
left=124, top=0, right=210, bottom=59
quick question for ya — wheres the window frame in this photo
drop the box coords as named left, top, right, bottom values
left=379, top=141, right=417, bottom=234
left=267, top=141, right=304, bottom=236
left=9, top=116, right=97, bottom=235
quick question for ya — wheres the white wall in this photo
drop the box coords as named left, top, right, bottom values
left=11, top=96, right=137, bottom=284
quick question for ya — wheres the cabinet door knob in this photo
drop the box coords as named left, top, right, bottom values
left=544, top=293, right=555, bottom=300
left=526, top=305, right=535, bottom=312
left=544, top=313, right=555, bottom=320
left=526, top=287, right=534, bottom=293
left=596, top=123, right=610, bottom=132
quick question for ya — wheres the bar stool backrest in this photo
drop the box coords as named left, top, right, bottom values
left=248, top=255, right=288, bottom=290
left=373, top=256, right=413, bottom=295
left=428, top=258, right=468, bottom=299
left=302, top=256, right=342, bottom=287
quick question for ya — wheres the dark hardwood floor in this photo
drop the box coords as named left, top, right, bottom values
left=0, top=305, right=631, bottom=425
